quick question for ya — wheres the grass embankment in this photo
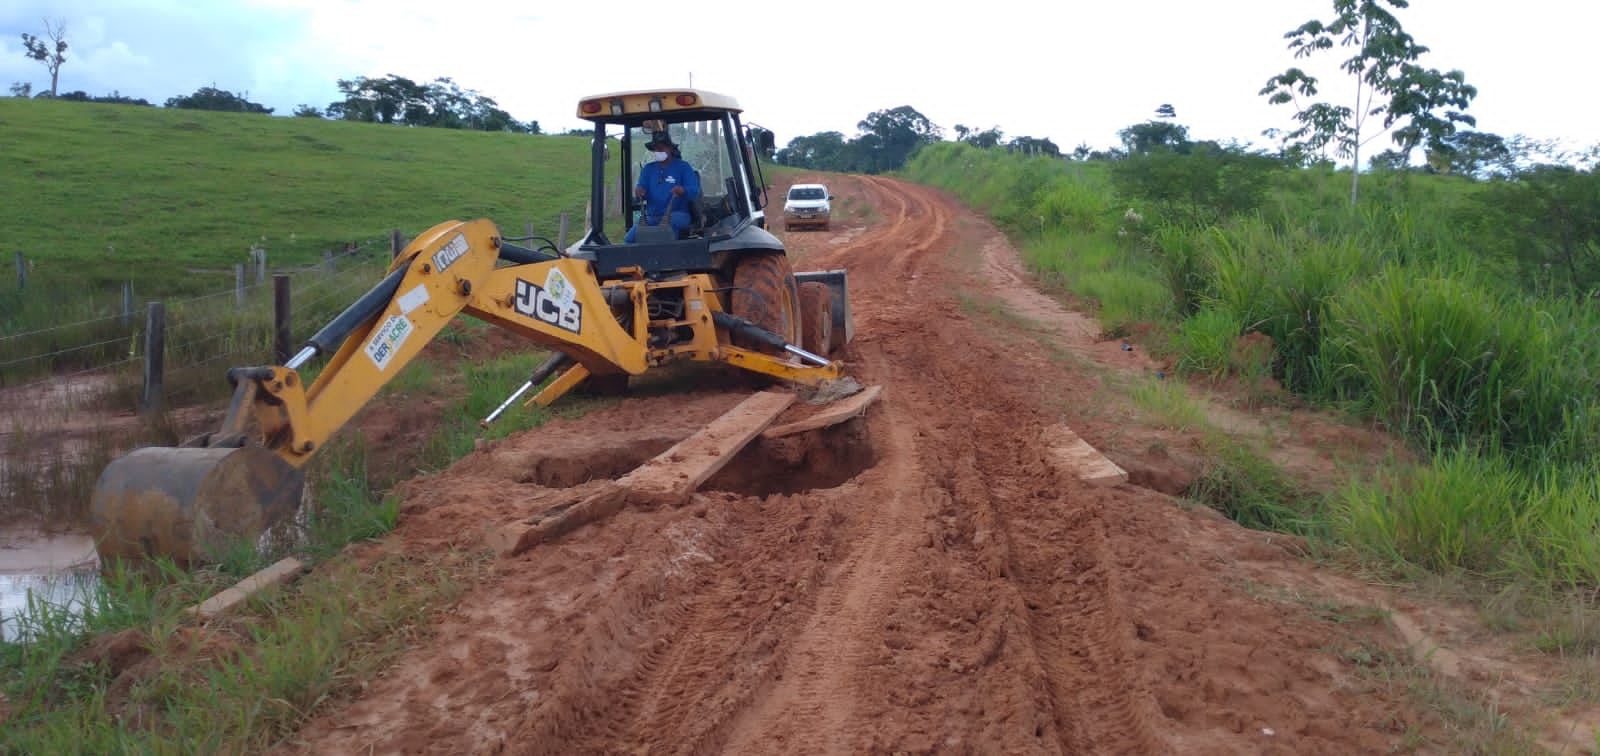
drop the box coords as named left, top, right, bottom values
left=0, top=98, right=590, bottom=383
left=905, top=143, right=1600, bottom=641
left=1, top=101, right=604, bottom=750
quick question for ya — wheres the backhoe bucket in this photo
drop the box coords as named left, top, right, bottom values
left=89, top=446, right=304, bottom=564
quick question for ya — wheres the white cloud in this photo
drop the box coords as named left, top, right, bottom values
left=72, top=41, right=155, bottom=92
left=5, top=0, right=1597, bottom=151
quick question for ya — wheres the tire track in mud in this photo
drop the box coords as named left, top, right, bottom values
left=553, top=497, right=873, bottom=752
left=812, top=176, right=946, bottom=279
left=722, top=176, right=1167, bottom=752
left=718, top=342, right=946, bottom=752
left=538, top=497, right=849, bottom=754
left=892, top=175, right=1169, bottom=753
left=840, top=176, right=1166, bottom=752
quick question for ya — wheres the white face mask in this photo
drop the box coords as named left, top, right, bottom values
left=650, top=150, right=669, bottom=162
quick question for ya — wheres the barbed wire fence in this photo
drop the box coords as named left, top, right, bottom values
left=1, top=236, right=392, bottom=406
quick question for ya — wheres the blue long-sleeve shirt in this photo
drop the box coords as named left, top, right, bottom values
left=636, top=157, right=701, bottom=218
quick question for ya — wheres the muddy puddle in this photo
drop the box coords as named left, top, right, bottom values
left=0, top=531, right=100, bottom=642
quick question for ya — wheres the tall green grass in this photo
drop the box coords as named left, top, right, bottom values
left=1172, top=307, right=1241, bottom=378
left=1323, top=271, right=1595, bottom=453
left=903, top=141, right=1600, bottom=596
left=1337, top=445, right=1600, bottom=607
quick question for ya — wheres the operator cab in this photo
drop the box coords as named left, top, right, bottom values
left=567, top=89, right=782, bottom=280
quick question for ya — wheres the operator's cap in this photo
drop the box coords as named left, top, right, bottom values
left=646, top=130, right=674, bottom=149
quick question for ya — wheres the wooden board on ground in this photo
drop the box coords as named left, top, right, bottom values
left=621, top=389, right=797, bottom=506
left=185, top=557, right=305, bottom=620
left=488, top=390, right=797, bottom=557
left=761, top=385, right=883, bottom=440
left=1043, top=424, right=1127, bottom=486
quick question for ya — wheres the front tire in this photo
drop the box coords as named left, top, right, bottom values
left=730, top=252, right=800, bottom=354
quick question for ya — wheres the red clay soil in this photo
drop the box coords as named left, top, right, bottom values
left=279, top=177, right=1571, bottom=754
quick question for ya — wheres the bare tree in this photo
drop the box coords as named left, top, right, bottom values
left=21, top=19, right=68, bottom=97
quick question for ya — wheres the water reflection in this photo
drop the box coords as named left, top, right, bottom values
left=0, top=532, right=100, bottom=642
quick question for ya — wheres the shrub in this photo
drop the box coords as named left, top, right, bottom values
left=1173, top=307, right=1241, bottom=378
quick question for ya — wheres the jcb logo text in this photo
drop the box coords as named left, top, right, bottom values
left=514, top=279, right=582, bottom=333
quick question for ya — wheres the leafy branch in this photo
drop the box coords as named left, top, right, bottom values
left=1260, top=0, right=1476, bottom=203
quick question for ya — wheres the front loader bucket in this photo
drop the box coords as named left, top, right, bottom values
left=795, top=269, right=853, bottom=353
left=89, top=446, right=305, bottom=564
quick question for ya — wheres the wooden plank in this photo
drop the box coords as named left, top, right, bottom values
left=622, top=389, right=796, bottom=507
left=185, top=557, right=305, bottom=620
left=485, top=485, right=626, bottom=558
left=761, top=385, right=882, bottom=440
left=490, top=390, right=796, bottom=557
left=1043, top=424, right=1127, bottom=487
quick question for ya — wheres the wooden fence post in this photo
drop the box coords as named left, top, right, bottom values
left=273, top=275, right=291, bottom=364
left=14, top=252, right=24, bottom=290
left=391, top=229, right=404, bottom=258
left=323, top=250, right=335, bottom=274
left=141, top=301, right=165, bottom=415
left=525, top=221, right=535, bottom=241
left=253, top=246, right=267, bottom=284
left=121, top=281, right=133, bottom=328
left=235, top=264, right=246, bottom=308
left=558, top=212, right=569, bottom=249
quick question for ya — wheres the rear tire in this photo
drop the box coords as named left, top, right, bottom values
left=799, top=281, right=833, bottom=358
left=730, top=252, right=800, bottom=354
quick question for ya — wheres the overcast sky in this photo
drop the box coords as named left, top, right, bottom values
left=2, top=0, right=1595, bottom=153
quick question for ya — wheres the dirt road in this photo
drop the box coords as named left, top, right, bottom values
left=283, top=176, right=1456, bottom=754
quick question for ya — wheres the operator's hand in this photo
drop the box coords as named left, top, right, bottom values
left=634, top=187, right=647, bottom=198
left=671, top=186, right=686, bottom=196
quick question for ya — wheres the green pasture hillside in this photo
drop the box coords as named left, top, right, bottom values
left=0, top=99, right=592, bottom=301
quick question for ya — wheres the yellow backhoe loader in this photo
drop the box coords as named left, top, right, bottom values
left=90, top=89, right=857, bottom=563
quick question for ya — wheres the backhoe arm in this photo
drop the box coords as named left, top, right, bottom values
left=90, top=219, right=647, bottom=563
left=242, top=218, right=647, bottom=469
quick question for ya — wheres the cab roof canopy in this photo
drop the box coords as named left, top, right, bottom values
left=575, top=88, right=743, bottom=123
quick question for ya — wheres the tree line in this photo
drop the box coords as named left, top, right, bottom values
left=775, top=105, right=1066, bottom=174
left=11, top=75, right=541, bottom=135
